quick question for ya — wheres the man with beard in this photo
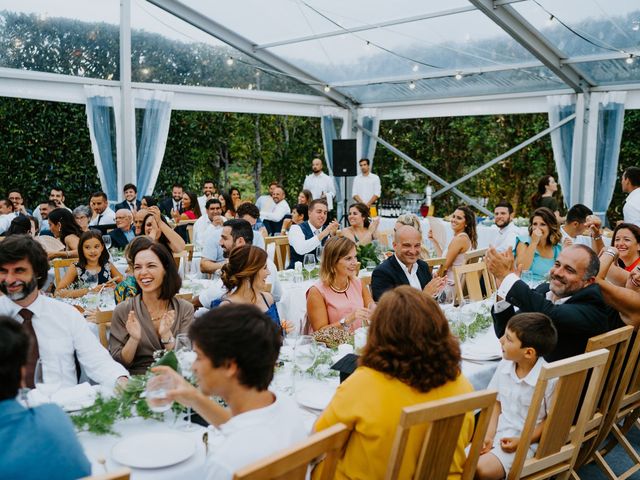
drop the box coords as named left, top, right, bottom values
left=303, top=158, right=336, bottom=213
left=489, top=201, right=519, bottom=253
left=486, top=244, right=617, bottom=361
left=159, top=183, right=184, bottom=218
left=0, top=235, right=128, bottom=389
left=194, top=219, right=281, bottom=309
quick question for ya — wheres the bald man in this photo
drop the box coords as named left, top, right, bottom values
left=133, top=209, right=148, bottom=236
left=109, top=209, right=135, bottom=249
left=370, top=225, right=445, bottom=301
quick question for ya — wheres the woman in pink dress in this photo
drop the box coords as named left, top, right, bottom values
left=306, top=236, right=373, bottom=332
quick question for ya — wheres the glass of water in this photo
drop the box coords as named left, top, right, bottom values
left=145, top=375, right=174, bottom=413
left=521, top=270, right=534, bottom=289
left=102, top=235, right=112, bottom=251
left=292, top=335, right=318, bottom=394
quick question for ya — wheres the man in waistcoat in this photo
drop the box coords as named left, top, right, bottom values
left=288, top=199, right=339, bottom=269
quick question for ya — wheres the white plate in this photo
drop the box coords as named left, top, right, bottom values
left=111, top=432, right=195, bottom=469
left=295, top=385, right=334, bottom=411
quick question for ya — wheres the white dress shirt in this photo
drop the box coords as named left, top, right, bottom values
left=560, top=225, right=592, bottom=247
left=89, top=207, right=116, bottom=226
left=260, top=199, right=291, bottom=223
left=255, top=194, right=274, bottom=212
left=0, top=213, right=14, bottom=234
left=493, top=273, right=571, bottom=313
left=623, top=188, right=640, bottom=227
left=394, top=254, right=423, bottom=291
left=490, top=222, right=519, bottom=253
left=303, top=172, right=336, bottom=210
left=352, top=173, right=381, bottom=205
left=288, top=223, right=322, bottom=256
left=205, top=394, right=307, bottom=480
left=0, top=294, right=128, bottom=388
left=197, top=195, right=211, bottom=214
left=193, top=216, right=220, bottom=250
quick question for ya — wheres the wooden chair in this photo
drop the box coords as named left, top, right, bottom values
left=187, top=224, right=194, bottom=243
left=232, top=423, right=350, bottom=480
left=452, top=261, right=494, bottom=303
left=377, top=229, right=394, bottom=249
left=173, top=251, right=188, bottom=272
left=385, top=390, right=497, bottom=480
left=427, top=216, right=448, bottom=251
left=176, top=292, right=193, bottom=301
left=265, top=235, right=290, bottom=271
left=91, top=309, right=113, bottom=349
left=361, top=275, right=371, bottom=293
left=572, top=325, right=634, bottom=474
left=591, top=330, right=640, bottom=479
left=184, top=243, right=194, bottom=262
left=52, top=257, right=79, bottom=286
left=80, top=468, right=130, bottom=480
left=425, top=256, right=446, bottom=269
left=506, top=349, right=610, bottom=480
left=464, top=248, right=488, bottom=264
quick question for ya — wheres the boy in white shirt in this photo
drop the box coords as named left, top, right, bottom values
left=152, top=304, right=307, bottom=480
left=476, top=312, right=558, bottom=480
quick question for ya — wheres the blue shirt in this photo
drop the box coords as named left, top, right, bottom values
left=0, top=399, right=91, bottom=480
left=202, top=229, right=225, bottom=262
left=515, top=235, right=562, bottom=283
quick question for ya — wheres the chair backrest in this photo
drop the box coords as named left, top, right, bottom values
left=184, top=243, right=194, bottom=262
left=175, top=292, right=193, bottom=301
left=361, top=275, right=371, bottom=293
left=232, top=423, right=350, bottom=480
left=80, top=468, right=130, bottom=480
left=173, top=251, right=188, bottom=271
left=265, top=235, right=289, bottom=271
left=573, top=325, right=634, bottom=469
left=385, top=389, right=497, bottom=480
left=452, top=261, right=494, bottom=303
left=464, top=248, right=488, bottom=264
left=613, top=330, right=640, bottom=419
left=376, top=229, right=394, bottom=249
left=425, top=257, right=446, bottom=269
left=508, top=349, right=610, bottom=480
left=187, top=224, right=194, bottom=243
left=94, top=309, right=113, bottom=348
left=52, top=257, right=79, bottom=285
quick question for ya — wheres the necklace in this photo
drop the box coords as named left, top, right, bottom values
left=329, top=278, right=350, bottom=293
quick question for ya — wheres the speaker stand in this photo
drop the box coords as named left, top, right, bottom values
left=337, top=175, right=350, bottom=228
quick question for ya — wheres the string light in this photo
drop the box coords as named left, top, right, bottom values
left=626, top=54, right=635, bottom=65
left=247, top=83, right=254, bottom=90
left=409, top=81, right=416, bottom=90
left=412, top=64, right=419, bottom=72
left=455, top=72, right=463, bottom=80
left=226, top=57, right=234, bottom=66
left=323, top=85, right=331, bottom=92
left=632, top=20, right=640, bottom=32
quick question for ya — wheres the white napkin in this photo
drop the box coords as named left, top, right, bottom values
left=460, top=328, right=503, bottom=361
left=28, top=382, right=98, bottom=410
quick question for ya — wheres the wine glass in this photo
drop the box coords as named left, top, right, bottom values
left=303, top=254, right=316, bottom=280
left=292, top=335, right=318, bottom=394
left=174, top=334, right=196, bottom=431
left=521, top=270, right=534, bottom=289
left=102, top=235, right=112, bottom=251
left=34, top=359, right=62, bottom=404
left=458, top=300, right=477, bottom=340
left=315, top=246, right=323, bottom=265
left=84, top=272, right=99, bottom=290
left=145, top=375, right=174, bottom=413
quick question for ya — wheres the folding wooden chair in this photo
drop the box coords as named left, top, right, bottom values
left=187, top=224, right=194, bottom=244
left=184, top=243, right=194, bottom=262
left=464, top=248, right=488, bottom=264
left=265, top=235, right=290, bottom=271
left=572, top=325, right=634, bottom=474
left=385, top=390, right=497, bottom=480
left=80, top=468, right=130, bottom=480
left=175, top=292, right=193, bottom=301
left=452, top=261, right=495, bottom=303
left=232, top=423, right=350, bottom=480
left=52, top=257, right=79, bottom=286
left=377, top=229, right=395, bottom=249
left=507, top=349, right=610, bottom=480
left=91, top=309, right=113, bottom=349
left=591, top=330, right=640, bottom=479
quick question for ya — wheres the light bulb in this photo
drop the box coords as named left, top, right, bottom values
left=409, top=81, right=416, bottom=90
left=323, top=85, right=331, bottom=93
left=455, top=72, right=463, bottom=80
left=226, top=57, right=234, bottom=66
left=632, top=20, right=639, bottom=32
left=626, top=55, right=634, bottom=65
left=412, top=64, right=419, bottom=72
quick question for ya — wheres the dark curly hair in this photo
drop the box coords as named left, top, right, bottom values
left=360, top=286, right=461, bottom=392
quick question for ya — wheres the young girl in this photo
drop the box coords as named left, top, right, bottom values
left=56, top=230, right=123, bottom=298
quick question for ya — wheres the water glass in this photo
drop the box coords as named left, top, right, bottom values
left=85, top=292, right=100, bottom=310
left=521, top=270, right=534, bottom=288
left=303, top=254, right=316, bottom=280
left=34, top=359, right=62, bottom=403
left=174, top=334, right=196, bottom=430
left=292, top=336, right=318, bottom=394
left=102, top=235, right=112, bottom=250
left=145, top=375, right=174, bottom=413
left=84, top=272, right=99, bottom=290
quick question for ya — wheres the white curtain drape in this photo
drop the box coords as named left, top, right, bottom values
left=547, top=95, right=576, bottom=208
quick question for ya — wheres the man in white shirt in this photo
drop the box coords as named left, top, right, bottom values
left=0, top=235, right=128, bottom=389
left=197, top=180, right=217, bottom=214
left=490, top=201, right=519, bottom=253
left=559, top=204, right=602, bottom=250
left=255, top=182, right=277, bottom=212
left=88, top=191, right=116, bottom=226
left=33, top=188, right=70, bottom=227
left=288, top=199, right=339, bottom=269
left=193, top=198, right=225, bottom=250
left=260, top=185, right=290, bottom=236
left=152, top=304, right=307, bottom=480
left=352, top=158, right=381, bottom=208
left=622, top=166, right=640, bottom=227
left=0, top=198, right=15, bottom=235
left=303, top=158, right=336, bottom=211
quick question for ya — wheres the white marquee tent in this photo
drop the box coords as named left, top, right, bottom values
left=0, top=0, right=639, bottom=217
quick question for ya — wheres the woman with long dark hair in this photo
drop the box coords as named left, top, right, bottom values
left=313, top=286, right=474, bottom=479
left=531, top=175, right=561, bottom=221
left=515, top=207, right=563, bottom=284
left=342, top=202, right=379, bottom=246
left=47, top=208, right=83, bottom=259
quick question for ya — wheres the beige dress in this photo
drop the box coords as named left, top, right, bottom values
left=109, top=295, right=194, bottom=375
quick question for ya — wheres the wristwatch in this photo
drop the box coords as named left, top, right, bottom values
left=339, top=318, right=347, bottom=329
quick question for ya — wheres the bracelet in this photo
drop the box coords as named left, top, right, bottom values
left=602, top=251, right=616, bottom=258
left=592, top=235, right=602, bottom=240
left=161, top=336, right=175, bottom=345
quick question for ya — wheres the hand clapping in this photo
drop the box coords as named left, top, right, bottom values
left=125, top=310, right=142, bottom=341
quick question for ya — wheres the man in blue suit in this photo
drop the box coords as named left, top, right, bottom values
left=109, top=209, right=136, bottom=249
left=114, top=183, right=142, bottom=212
left=371, top=225, right=445, bottom=301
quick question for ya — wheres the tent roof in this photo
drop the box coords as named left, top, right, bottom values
left=1, top=0, right=639, bottom=115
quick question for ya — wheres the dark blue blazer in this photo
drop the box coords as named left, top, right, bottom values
left=370, top=255, right=432, bottom=301
left=114, top=200, right=141, bottom=212
left=108, top=227, right=133, bottom=249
